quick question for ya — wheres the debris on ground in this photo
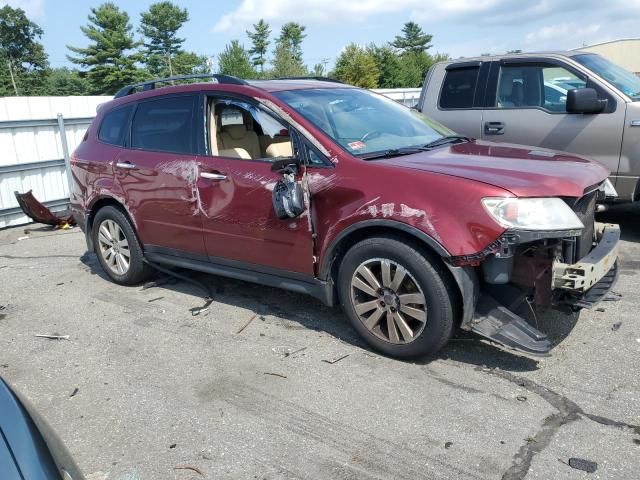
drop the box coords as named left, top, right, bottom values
left=174, top=465, right=204, bottom=476
left=56, top=282, right=65, bottom=286
left=190, top=300, right=212, bottom=316
left=35, top=334, right=70, bottom=340
left=70, top=387, right=79, bottom=397
left=516, top=395, right=527, bottom=402
left=568, top=457, right=598, bottom=473
left=612, top=322, right=622, bottom=331
left=169, top=443, right=177, bottom=449
left=148, top=297, right=164, bottom=303
left=595, top=307, right=605, bottom=312
left=444, top=441, right=453, bottom=449
left=322, top=354, right=350, bottom=365
left=14, top=190, right=75, bottom=227
left=236, top=313, right=258, bottom=334
left=141, top=277, right=177, bottom=290
left=264, top=372, right=287, bottom=379
left=17, top=236, right=29, bottom=241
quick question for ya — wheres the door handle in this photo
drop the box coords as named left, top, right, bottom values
left=115, top=161, right=137, bottom=170
left=484, top=121, right=505, bottom=135
left=200, top=171, right=227, bottom=181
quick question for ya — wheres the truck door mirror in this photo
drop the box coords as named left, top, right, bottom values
left=566, top=88, right=606, bottom=114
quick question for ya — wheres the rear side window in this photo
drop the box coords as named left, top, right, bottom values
left=439, top=67, right=480, bottom=109
left=131, top=95, right=196, bottom=154
left=98, top=105, right=133, bottom=146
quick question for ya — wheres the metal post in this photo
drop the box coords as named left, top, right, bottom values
left=56, top=113, right=74, bottom=200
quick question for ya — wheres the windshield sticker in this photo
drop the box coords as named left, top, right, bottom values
left=348, top=141, right=366, bottom=150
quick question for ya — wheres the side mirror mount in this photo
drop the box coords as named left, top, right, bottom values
left=270, top=156, right=300, bottom=174
left=566, top=88, right=606, bottom=114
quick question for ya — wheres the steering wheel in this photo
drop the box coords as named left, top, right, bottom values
left=360, top=131, right=382, bottom=142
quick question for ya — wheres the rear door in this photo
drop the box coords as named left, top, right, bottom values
left=115, top=94, right=206, bottom=255
left=420, top=61, right=489, bottom=139
left=482, top=58, right=625, bottom=176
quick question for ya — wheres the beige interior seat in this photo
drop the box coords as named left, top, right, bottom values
left=219, top=124, right=261, bottom=160
left=265, top=141, right=293, bottom=158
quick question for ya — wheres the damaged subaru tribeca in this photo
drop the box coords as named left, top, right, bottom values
left=70, top=74, right=620, bottom=359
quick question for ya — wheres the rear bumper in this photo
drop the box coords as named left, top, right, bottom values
left=552, top=224, right=619, bottom=292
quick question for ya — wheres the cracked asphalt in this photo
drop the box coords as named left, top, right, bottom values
left=0, top=205, right=639, bottom=480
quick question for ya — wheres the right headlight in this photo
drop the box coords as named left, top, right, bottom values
left=481, top=197, right=584, bottom=231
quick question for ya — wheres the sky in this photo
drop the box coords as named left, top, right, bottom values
left=7, top=0, right=640, bottom=71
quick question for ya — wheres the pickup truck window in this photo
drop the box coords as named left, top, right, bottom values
left=496, top=64, right=586, bottom=112
left=274, top=88, right=452, bottom=156
left=573, top=53, right=640, bottom=101
left=439, top=67, right=480, bottom=109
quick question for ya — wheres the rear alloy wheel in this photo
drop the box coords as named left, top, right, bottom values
left=92, top=206, right=152, bottom=285
left=338, top=236, right=456, bottom=359
left=97, top=219, right=131, bottom=275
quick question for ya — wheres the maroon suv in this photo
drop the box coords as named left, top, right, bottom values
left=70, top=74, right=620, bottom=358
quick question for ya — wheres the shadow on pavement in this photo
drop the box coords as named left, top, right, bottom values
left=80, top=250, right=584, bottom=374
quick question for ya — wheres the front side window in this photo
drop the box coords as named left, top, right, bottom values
left=130, top=95, right=196, bottom=154
left=274, top=88, right=452, bottom=156
left=573, top=53, right=640, bottom=101
left=98, top=104, right=133, bottom=146
left=439, top=67, right=480, bottom=109
left=496, top=64, right=586, bottom=112
left=208, top=98, right=293, bottom=161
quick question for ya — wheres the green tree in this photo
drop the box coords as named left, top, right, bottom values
left=399, top=51, right=432, bottom=87
left=332, top=43, right=379, bottom=88
left=0, top=5, right=48, bottom=96
left=139, top=1, right=188, bottom=77
left=368, top=44, right=402, bottom=88
left=172, top=51, right=210, bottom=75
left=311, top=63, right=324, bottom=76
left=246, top=19, right=270, bottom=73
left=276, top=22, right=306, bottom=62
left=43, top=68, right=90, bottom=95
left=392, top=21, right=432, bottom=54
left=270, top=41, right=307, bottom=78
left=217, top=40, right=256, bottom=79
left=68, top=3, right=145, bottom=95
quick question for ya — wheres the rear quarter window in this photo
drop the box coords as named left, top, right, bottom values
left=439, top=67, right=480, bottom=109
left=98, top=105, right=133, bottom=146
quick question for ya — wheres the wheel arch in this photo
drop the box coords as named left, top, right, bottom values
left=85, top=196, right=137, bottom=252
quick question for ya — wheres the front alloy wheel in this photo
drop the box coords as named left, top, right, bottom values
left=351, top=258, right=427, bottom=344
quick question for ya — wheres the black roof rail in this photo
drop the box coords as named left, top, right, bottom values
left=275, top=76, right=345, bottom=84
left=114, top=74, right=249, bottom=98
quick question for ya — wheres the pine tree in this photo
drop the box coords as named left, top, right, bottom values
left=217, top=40, right=256, bottom=79
left=276, top=22, right=306, bottom=62
left=67, top=3, right=145, bottom=95
left=391, top=22, right=432, bottom=55
left=271, top=42, right=307, bottom=78
left=139, top=1, right=188, bottom=77
left=246, top=19, right=270, bottom=73
left=368, top=44, right=403, bottom=88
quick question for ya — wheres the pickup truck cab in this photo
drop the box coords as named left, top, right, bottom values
left=419, top=52, right=640, bottom=202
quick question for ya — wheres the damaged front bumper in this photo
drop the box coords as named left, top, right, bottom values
left=451, top=222, right=621, bottom=356
left=552, top=224, right=619, bottom=292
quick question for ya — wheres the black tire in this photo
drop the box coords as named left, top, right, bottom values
left=338, top=236, right=456, bottom=359
left=92, top=206, right=153, bottom=285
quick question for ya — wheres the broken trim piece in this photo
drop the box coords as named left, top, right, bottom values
left=13, top=190, right=75, bottom=227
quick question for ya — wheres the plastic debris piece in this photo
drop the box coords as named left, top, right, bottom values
left=70, top=387, right=79, bottom=397
left=263, top=372, right=287, bottom=379
left=444, top=441, right=453, bottom=449
left=17, top=236, right=29, bottom=241
left=35, top=334, right=69, bottom=340
left=174, top=465, right=203, bottom=476
left=236, top=313, right=258, bottom=334
left=322, top=354, right=350, bottom=365
left=516, top=395, right=527, bottom=402
left=568, top=458, right=597, bottom=473
left=611, top=322, right=622, bottom=331
left=148, top=297, right=164, bottom=303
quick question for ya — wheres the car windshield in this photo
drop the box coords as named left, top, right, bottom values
left=273, top=88, right=454, bottom=156
left=573, top=53, right=640, bottom=100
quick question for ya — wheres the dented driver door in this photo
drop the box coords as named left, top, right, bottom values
left=196, top=155, right=314, bottom=275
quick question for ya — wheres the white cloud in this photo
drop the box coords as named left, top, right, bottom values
left=5, top=0, right=45, bottom=19
left=525, top=23, right=602, bottom=48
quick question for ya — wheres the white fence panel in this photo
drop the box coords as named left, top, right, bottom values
left=0, top=96, right=110, bottom=228
left=0, top=90, right=420, bottom=228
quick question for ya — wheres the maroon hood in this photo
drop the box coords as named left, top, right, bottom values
left=380, top=140, right=609, bottom=198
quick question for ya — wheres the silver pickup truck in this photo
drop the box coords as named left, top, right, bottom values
left=418, top=52, right=640, bottom=202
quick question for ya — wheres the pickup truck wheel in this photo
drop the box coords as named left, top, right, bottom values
left=338, top=236, right=455, bottom=359
left=92, top=206, right=152, bottom=285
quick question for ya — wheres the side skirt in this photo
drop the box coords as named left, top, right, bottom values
left=144, top=246, right=334, bottom=306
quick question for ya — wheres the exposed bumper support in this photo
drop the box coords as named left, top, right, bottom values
left=552, top=224, right=620, bottom=291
